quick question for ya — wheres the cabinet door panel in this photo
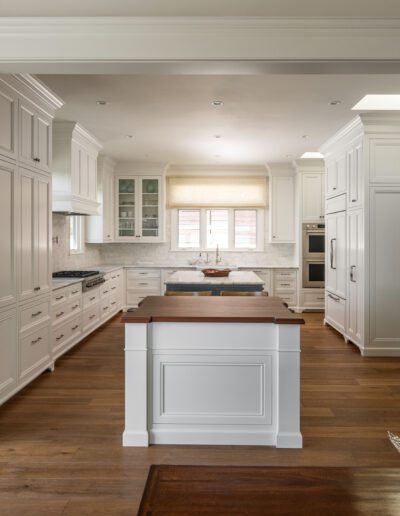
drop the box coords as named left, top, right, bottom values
left=270, top=176, right=295, bottom=242
left=19, top=168, right=36, bottom=301
left=79, top=147, right=89, bottom=199
left=0, top=309, right=18, bottom=402
left=325, top=161, right=336, bottom=196
left=87, top=154, right=97, bottom=202
left=19, top=101, right=35, bottom=165
left=302, top=174, right=323, bottom=222
left=36, top=174, right=51, bottom=295
left=71, top=142, right=81, bottom=196
left=140, top=177, right=161, bottom=241
left=347, top=209, right=363, bottom=345
left=36, top=113, right=51, bottom=172
left=348, top=144, right=363, bottom=208
left=336, top=155, right=347, bottom=195
left=335, top=210, right=347, bottom=299
left=0, top=83, right=17, bottom=160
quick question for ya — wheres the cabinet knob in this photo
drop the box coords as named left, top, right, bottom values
left=333, top=187, right=337, bottom=190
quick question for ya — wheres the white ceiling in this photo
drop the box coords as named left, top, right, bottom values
left=40, top=74, right=400, bottom=165
left=3, top=0, right=400, bottom=17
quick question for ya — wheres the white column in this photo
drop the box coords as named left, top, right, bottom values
left=276, top=324, right=303, bottom=448
left=123, top=323, right=149, bottom=447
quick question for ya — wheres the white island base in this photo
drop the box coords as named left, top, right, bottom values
left=123, top=296, right=303, bottom=448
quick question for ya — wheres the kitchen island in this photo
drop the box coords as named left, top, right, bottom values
left=122, top=296, right=304, bottom=448
left=165, top=270, right=265, bottom=295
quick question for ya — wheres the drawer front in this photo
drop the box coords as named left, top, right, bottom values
left=326, top=194, right=346, bottom=215
left=52, top=288, right=69, bottom=306
left=20, top=325, right=50, bottom=380
left=274, top=278, right=296, bottom=291
left=69, top=284, right=82, bottom=299
left=100, top=297, right=111, bottom=319
left=52, top=315, right=81, bottom=353
left=326, top=292, right=346, bottom=332
left=274, top=269, right=297, bottom=281
left=82, top=304, right=100, bottom=332
left=83, top=288, right=100, bottom=308
left=275, top=292, right=297, bottom=307
left=100, top=283, right=111, bottom=299
left=52, top=298, right=81, bottom=325
left=127, top=269, right=160, bottom=280
left=20, top=299, right=50, bottom=334
left=109, top=292, right=119, bottom=312
left=126, top=292, right=148, bottom=307
left=127, top=278, right=160, bottom=291
left=302, top=290, right=325, bottom=307
left=108, top=280, right=118, bottom=295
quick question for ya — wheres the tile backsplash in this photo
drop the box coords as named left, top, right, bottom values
left=52, top=214, right=101, bottom=271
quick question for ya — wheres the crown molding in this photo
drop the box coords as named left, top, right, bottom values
left=2, top=16, right=400, bottom=67
left=12, top=74, right=64, bottom=109
left=53, top=120, right=102, bottom=150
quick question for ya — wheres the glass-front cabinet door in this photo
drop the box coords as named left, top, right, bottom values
left=141, top=177, right=160, bottom=240
left=116, top=177, right=137, bottom=239
left=115, top=175, right=163, bottom=242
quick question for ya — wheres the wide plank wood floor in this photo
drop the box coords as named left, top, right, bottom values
left=1, top=313, right=400, bottom=515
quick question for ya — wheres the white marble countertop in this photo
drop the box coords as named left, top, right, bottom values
left=52, top=278, right=84, bottom=291
left=165, top=270, right=264, bottom=285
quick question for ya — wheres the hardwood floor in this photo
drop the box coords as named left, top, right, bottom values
left=1, top=313, right=400, bottom=515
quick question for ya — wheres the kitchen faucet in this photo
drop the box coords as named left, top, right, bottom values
left=215, top=244, right=222, bottom=264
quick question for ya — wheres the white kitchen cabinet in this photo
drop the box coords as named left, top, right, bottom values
left=0, top=308, right=18, bottom=403
left=52, top=122, right=102, bottom=215
left=269, top=175, right=295, bottom=243
left=19, top=98, right=52, bottom=173
left=325, top=209, right=346, bottom=300
left=0, top=80, right=18, bottom=162
left=347, top=142, right=363, bottom=209
left=326, top=153, right=347, bottom=198
left=115, top=176, right=164, bottom=242
left=19, top=167, right=52, bottom=302
left=86, top=156, right=115, bottom=243
left=0, top=160, right=17, bottom=309
left=347, top=209, right=363, bottom=346
left=302, top=173, right=325, bottom=222
left=126, top=268, right=161, bottom=307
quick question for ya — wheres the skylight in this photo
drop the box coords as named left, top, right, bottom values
left=352, top=95, right=400, bottom=110
left=300, top=152, right=324, bottom=159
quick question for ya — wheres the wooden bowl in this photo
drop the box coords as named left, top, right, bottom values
left=202, top=268, right=231, bottom=277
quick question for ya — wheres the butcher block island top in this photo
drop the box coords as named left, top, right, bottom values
left=122, top=296, right=304, bottom=325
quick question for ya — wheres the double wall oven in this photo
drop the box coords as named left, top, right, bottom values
left=302, top=223, right=325, bottom=288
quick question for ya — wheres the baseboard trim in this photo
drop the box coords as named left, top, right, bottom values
left=123, top=430, right=149, bottom=447
left=276, top=432, right=303, bottom=448
left=149, top=428, right=277, bottom=446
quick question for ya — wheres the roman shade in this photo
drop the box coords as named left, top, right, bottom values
left=168, top=176, right=267, bottom=208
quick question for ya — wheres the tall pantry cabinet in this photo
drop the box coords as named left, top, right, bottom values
left=0, top=74, right=63, bottom=405
left=321, top=113, right=400, bottom=356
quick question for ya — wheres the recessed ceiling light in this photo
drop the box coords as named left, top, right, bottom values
left=300, top=152, right=324, bottom=159
left=352, top=94, right=400, bottom=110
left=301, top=134, right=308, bottom=139
left=96, top=100, right=108, bottom=106
left=125, top=134, right=133, bottom=139
left=214, top=135, right=222, bottom=139
left=211, top=100, right=224, bottom=107
left=329, top=100, right=342, bottom=106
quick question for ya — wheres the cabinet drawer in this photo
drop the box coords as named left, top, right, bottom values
left=302, top=290, right=325, bottom=307
left=52, top=289, right=69, bottom=306
left=326, top=194, right=346, bottom=215
left=20, top=325, right=50, bottom=380
left=69, top=285, right=82, bottom=299
left=127, top=278, right=160, bottom=291
left=100, top=283, right=111, bottom=298
left=83, top=288, right=100, bottom=308
left=274, top=269, right=296, bottom=280
left=326, top=292, right=346, bottom=332
left=100, top=297, right=111, bottom=319
left=108, top=280, right=118, bottom=294
left=126, top=293, right=148, bottom=307
left=127, top=269, right=160, bottom=280
left=52, top=298, right=81, bottom=325
left=20, top=298, right=50, bottom=334
left=274, top=278, right=296, bottom=290
left=52, top=316, right=80, bottom=353
left=109, top=292, right=119, bottom=311
left=82, top=304, right=100, bottom=332
left=275, top=292, right=297, bottom=307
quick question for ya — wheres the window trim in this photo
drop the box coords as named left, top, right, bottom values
left=171, top=208, right=264, bottom=252
left=69, top=215, right=85, bottom=255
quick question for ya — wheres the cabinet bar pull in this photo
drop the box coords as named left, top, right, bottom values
left=111, top=286, right=116, bottom=290
left=34, top=286, right=41, bottom=291
left=72, top=304, right=79, bottom=310
left=330, top=238, right=337, bottom=270
left=56, top=311, right=64, bottom=318
left=33, top=157, right=41, bottom=162
left=56, top=334, right=64, bottom=341
left=71, top=325, right=79, bottom=331
left=55, top=295, right=64, bottom=301
left=31, top=311, right=42, bottom=317
left=103, top=306, right=109, bottom=310
left=89, top=296, right=96, bottom=301
left=72, top=290, right=79, bottom=294
left=31, top=337, right=42, bottom=344
left=328, top=293, right=340, bottom=302
left=89, top=314, right=96, bottom=320
left=350, top=265, right=357, bottom=283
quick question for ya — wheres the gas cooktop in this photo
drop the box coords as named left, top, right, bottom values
left=52, top=270, right=100, bottom=278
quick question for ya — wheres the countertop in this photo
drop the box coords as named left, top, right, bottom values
left=122, top=296, right=305, bottom=325
left=165, top=270, right=264, bottom=285
left=52, top=265, right=124, bottom=291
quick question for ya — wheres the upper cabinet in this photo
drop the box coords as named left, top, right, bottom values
left=325, top=153, right=347, bottom=198
left=302, top=173, right=325, bottom=222
left=19, top=98, right=52, bottom=173
left=86, top=156, right=115, bottom=243
left=0, top=80, right=18, bottom=162
left=115, top=175, right=164, bottom=242
left=268, top=171, right=295, bottom=243
left=347, top=141, right=363, bottom=208
left=52, top=122, right=102, bottom=215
